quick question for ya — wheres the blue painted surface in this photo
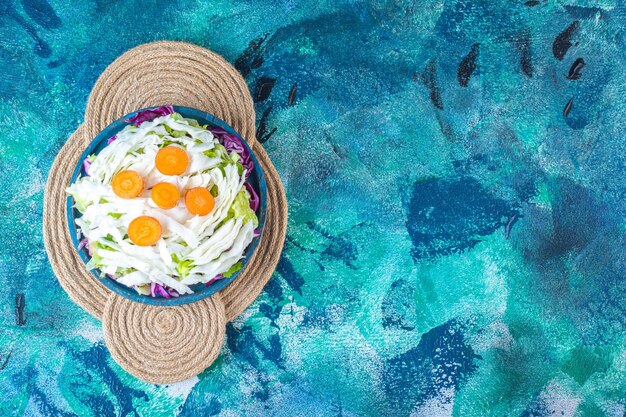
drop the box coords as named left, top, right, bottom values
left=0, top=0, right=625, bottom=416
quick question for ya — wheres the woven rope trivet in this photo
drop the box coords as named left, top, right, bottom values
left=103, top=293, right=225, bottom=384
left=42, top=41, right=287, bottom=383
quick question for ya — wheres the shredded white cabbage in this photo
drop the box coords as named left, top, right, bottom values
left=66, top=113, right=258, bottom=295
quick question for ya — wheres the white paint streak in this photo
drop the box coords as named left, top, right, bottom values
left=164, top=376, right=199, bottom=398
left=540, top=380, right=581, bottom=417
left=73, top=319, right=104, bottom=343
left=411, top=386, right=455, bottom=417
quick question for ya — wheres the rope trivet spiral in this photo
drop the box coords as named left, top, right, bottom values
left=42, top=41, right=287, bottom=383
left=103, top=293, right=225, bottom=384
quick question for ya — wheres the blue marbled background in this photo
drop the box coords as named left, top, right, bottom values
left=1, top=0, right=625, bottom=416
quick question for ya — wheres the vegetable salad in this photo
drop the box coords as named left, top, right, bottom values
left=66, top=106, right=260, bottom=297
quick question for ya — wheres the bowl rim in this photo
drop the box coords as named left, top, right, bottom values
left=66, top=105, right=268, bottom=306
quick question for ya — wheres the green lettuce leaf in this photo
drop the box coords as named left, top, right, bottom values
left=230, top=190, right=259, bottom=227
left=95, top=241, right=115, bottom=251
left=171, top=254, right=194, bottom=279
left=161, top=138, right=184, bottom=147
left=223, top=261, right=242, bottom=278
left=203, top=144, right=228, bottom=160
left=184, top=118, right=201, bottom=128
left=86, top=247, right=103, bottom=269
left=73, top=196, right=91, bottom=214
left=163, top=124, right=187, bottom=138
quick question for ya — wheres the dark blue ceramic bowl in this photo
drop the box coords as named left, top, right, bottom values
left=67, top=106, right=267, bottom=306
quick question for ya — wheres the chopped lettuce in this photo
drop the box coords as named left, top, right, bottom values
left=184, top=118, right=201, bottom=128
left=94, top=241, right=115, bottom=251
left=86, top=247, right=103, bottom=269
left=73, top=196, right=91, bottom=214
left=203, top=143, right=228, bottom=159
left=171, top=254, right=194, bottom=279
left=229, top=190, right=259, bottom=228
left=161, top=138, right=184, bottom=147
left=245, top=182, right=260, bottom=211
left=223, top=261, right=242, bottom=278
left=163, top=124, right=187, bottom=138
left=67, top=112, right=259, bottom=295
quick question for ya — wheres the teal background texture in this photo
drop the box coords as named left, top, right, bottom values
left=1, top=1, right=625, bottom=416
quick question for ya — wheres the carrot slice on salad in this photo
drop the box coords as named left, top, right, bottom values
left=112, top=170, right=144, bottom=199
left=185, top=187, right=215, bottom=216
left=151, top=182, right=180, bottom=209
left=128, top=216, right=162, bottom=246
left=155, top=146, right=188, bottom=175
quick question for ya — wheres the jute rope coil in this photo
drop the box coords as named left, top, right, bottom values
left=43, top=125, right=111, bottom=318
left=42, top=41, right=287, bottom=383
left=44, top=127, right=287, bottom=321
left=103, top=293, right=225, bottom=384
left=84, top=41, right=257, bottom=145
left=220, top=142, right=287, bottom=321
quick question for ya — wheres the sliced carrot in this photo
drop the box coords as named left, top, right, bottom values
left=128, top=216, right=162, bottom=246
left=155, top=146, right=189, bottom=175
left=151, top=182, right=180, bottom=209
left=112, top=170, right=144, bottom=199
left=185, top=187, right=215, bottom=216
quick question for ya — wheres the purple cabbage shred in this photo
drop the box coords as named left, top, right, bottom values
left=77, top=238, right=88, bottom=251
left=82, top=158, right=92, bottom=176
left=126, top=105, right=174, bottom=126
left=150, top=282, right=172, bottom=298
left=204, top=274, right=224, bottom=287
left=207, top=127, right=254, bottom=176
left=245, top=182, right=260, bottom=211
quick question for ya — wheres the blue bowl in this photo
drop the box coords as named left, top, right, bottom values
left=67, top=106, right=267, bottom=306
